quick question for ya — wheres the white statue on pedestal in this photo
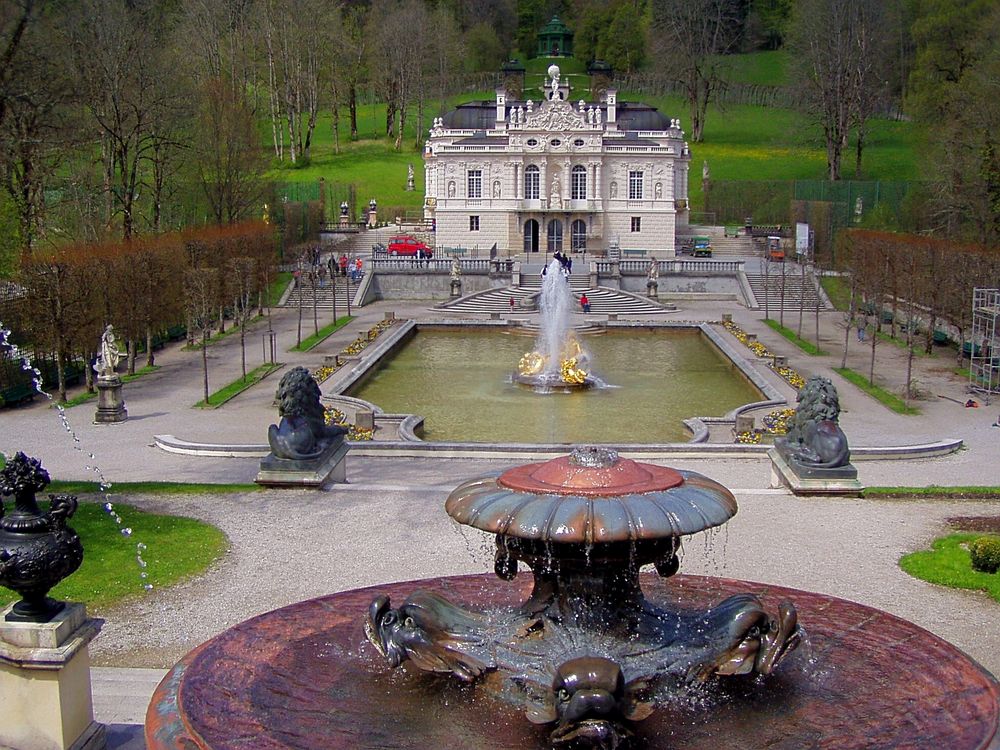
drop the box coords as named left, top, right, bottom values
left=94, top=325, right=120, bottom=378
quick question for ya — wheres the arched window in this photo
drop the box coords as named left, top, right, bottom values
left=571, top=219, right=587, bottom=251
left=524, top=165, right=540, bottom=200
left=547, top=219, right=563, bottom=252
left=571, top=165, right=587, bottom=200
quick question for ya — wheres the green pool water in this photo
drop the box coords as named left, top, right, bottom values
left=349, top=329, right=762, bottom=443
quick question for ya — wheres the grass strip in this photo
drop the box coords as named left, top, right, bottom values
left=268, top=272, right=292, bottom=306
left=290, top=315, right=354, bottom=352
left=818, top=276, right=851, bottom=312
left=195, top=362, right=283, bottom=408
left=58, top=365, right=160, bottom=408
left=763, top=319, right=825, bottom=355
left=0, top=501, right=229, bottom=609
left=899, top=533, right=1000, bottom=604
left=863, top=486, right=1000, bottom=499
left=833, top=367, right=919, bottom=415
left=184, top=316, right=263, bottom=351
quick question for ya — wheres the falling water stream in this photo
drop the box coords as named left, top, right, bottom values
left=0, top=323, right=152, bottom=593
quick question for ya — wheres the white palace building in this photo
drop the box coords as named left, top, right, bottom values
left=423, top=64, right=691, bottom=256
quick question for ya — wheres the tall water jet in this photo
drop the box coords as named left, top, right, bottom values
left=516, top=259, right=593, bottom=388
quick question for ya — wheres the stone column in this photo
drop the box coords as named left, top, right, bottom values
left=0, top=602, right=105, bottom=750
left=94, top=376, right=126, bottom=424
left=595, top=164, right=602, bottom=200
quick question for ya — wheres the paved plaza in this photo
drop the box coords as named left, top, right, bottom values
left=2, top=280, right=999, bottom=747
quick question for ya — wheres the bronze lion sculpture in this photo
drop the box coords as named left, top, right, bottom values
left=776, top=375, right=850, bottom=469
left=267, top=366, right=346, bottom=460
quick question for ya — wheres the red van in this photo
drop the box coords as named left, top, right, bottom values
left=386, top=235, right=433, bottom=258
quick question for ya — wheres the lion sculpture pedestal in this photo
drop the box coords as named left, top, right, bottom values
left=769, top=376, right=862, bottom=496
left=255, top=367, right=349, bottom=488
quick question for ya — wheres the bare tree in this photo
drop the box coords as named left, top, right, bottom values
left=228, top=255, right=256, bottom=379
left=0, top=1, right=74, bottom=255
left=184, top=266, right=219, bottom=404
left=787, top=0, right=892, bottom=180
left=192, top=78, right=267, bottom=225
left=649, top=0, right=744, bottom=143
left=369, top=0, right=431, bottom=151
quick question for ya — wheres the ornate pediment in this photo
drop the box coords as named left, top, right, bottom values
left=523, top=98, right=587, bottom=133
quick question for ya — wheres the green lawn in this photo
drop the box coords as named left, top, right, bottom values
left=264, top=52, right=919, bottom=217
left=900, top=533, right=1000, bottom=604
left=714, top=50, right=789, bottom=86
left=763, top=319, right=825, bottom=355
left=0, top=501, right=228, bottom=609
left=834, top=366, right=920, bottom=414
left=195, top=362, right=283, bottom=408
left=291, top=315, right=354, bottom=352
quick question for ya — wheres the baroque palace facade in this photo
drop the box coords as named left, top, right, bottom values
left=423, top=65, right=691, bottom=256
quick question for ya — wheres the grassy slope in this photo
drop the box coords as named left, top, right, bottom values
left=268, top=53, right=919, bottom=214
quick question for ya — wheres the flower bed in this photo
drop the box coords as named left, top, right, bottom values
left=311, top=318, right=399, bottom=385
left=721, top=320, right=806, bottom=390
left=324, top=406, right=375, bottom=441
left=761, top=408, right=795, bottom=435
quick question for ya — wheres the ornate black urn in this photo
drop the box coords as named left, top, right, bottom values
left=0, top=452, right=84, bottom=622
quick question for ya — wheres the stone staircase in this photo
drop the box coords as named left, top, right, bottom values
left=745, top=271, right=830, bottom=310
left=281, top=277, right=361, bottom=308
left=440, top=265, right=671, bottom=316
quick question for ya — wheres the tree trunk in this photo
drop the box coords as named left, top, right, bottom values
left=146, top=325, right=154, bottom=367
left=202, top=330, right=209, bottom=403
left=854, top=127, right=866, bottom=179
left=395, top=104, right=406, bottom=151
left=349, top=84, right=358, bottom=140
left=841, top=285, right=854, bottom=369
left=127, top=338, right=136, bottom=376
left=868, top=322, right=877, bottom=385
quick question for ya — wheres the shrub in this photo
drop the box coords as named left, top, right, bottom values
left=969, top=536, right=1000, bottom=574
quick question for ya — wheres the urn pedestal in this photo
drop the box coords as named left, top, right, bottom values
left=94, top=376, right=126, bottom=424
left=0, top=602, right=106, bottom=750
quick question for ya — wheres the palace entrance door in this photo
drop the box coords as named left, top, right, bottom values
left=523, top=219, right=539, bottom=253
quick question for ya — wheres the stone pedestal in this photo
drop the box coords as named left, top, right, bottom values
left=338, top=215, right=350, bottom=228
left=367, top=209, right=377, bottom=228
left=646, top=281, right=658, bottom=299
left=93, top=376, right=126, bottom=424
left=0, top=602, right=105, bottom=750
left=768, top=447, right=862, bottom=496
left=255, top=441, right=349, bottom=488
left=450, top=279, right=462, bottom=298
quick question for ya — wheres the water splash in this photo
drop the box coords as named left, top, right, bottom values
left=0, top=323, right=153, bottom=592
left=537, top=259, right=575, bottom=380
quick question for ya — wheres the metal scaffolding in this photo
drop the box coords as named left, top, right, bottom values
left=970, top=288, right=1000, bottom=402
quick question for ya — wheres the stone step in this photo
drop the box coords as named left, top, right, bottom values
left=440, top=286, right=669, bottom=315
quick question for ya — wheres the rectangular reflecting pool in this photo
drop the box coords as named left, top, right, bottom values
left=347, top=328, right=762, bottom=443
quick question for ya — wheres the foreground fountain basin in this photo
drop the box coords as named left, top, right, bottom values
left=145, top=574, right=999, bottom=750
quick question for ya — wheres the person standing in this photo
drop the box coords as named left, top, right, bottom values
left=339, top=254, right=348, bottom=277
left=579, top=293, right=590, bottom=313
left=509, top=296, right=516, bottom=313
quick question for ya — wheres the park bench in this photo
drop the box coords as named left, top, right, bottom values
left=621, top=248, right=647, bottom=258
left=1, top=382, right=36, bottom=407
left=166, top=324, right=187, bottom=341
